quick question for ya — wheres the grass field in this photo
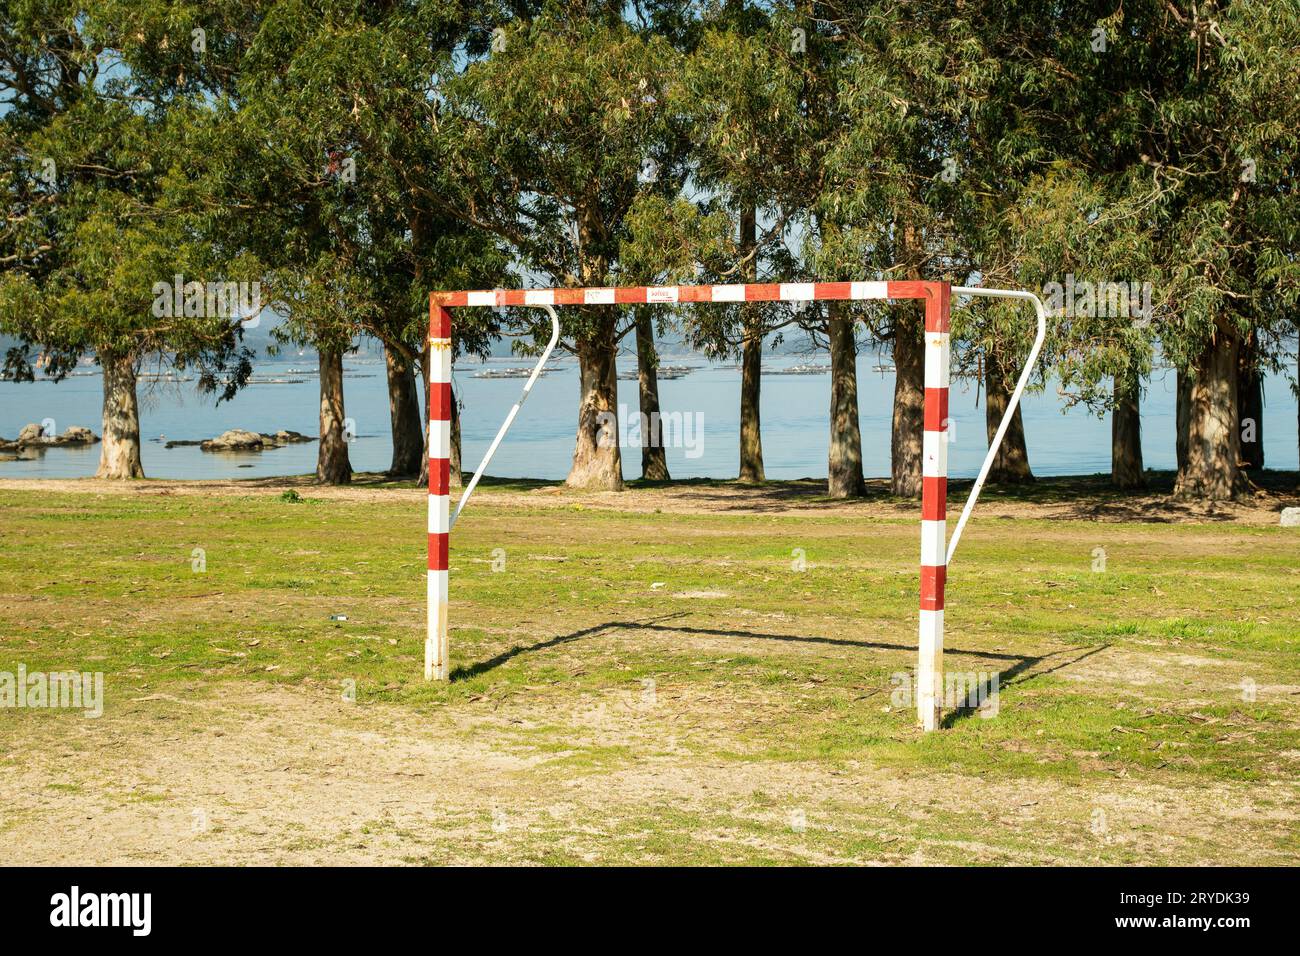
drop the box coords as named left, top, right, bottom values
left=1, top=472, right=1298, bottom=865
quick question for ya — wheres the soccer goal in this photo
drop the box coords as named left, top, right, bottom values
left=427, top=281, right=1047, bottom=731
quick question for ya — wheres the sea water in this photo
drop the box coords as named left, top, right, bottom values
left=2, top=351, right=1296, bottom=481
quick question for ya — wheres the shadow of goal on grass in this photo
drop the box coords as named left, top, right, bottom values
left=449, top=612, right=1108, bottom=707
left=939, top=643, right=1113, bottom=729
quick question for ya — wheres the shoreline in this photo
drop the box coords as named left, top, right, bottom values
left=3, top=470, right=1297, bottom=526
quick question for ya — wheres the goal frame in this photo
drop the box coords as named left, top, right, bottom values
left=427, top=280, right=1047, bottom=731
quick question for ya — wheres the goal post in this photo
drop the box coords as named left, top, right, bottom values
left=428, top=280, right=1047, bottom=731
left=426, top=303, right=451, bottom=681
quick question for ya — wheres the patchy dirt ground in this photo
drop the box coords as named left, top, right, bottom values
left=1, top=475, right=1297, bottom=864
left=4, top=670, right=1295, bottom=866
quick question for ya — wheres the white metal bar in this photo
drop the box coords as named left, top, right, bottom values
left=450, top=304, right=561, bottom=530
left=945, top=286, right=1049, bottom=564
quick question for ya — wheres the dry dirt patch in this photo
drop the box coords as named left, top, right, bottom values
left=3, top=678, right=1293, bottom=865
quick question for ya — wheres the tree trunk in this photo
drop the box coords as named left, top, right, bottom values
left=891, top=218, right=925, bottom=498
left=567, top=314, right=624, bottom=490
left=384, top=345, right=423, bottom=478
left=1111, top=368, right=1146, bottom=489
left=1174, top=332, right=1246, bottom=500
left=95, top=350, right=144, bottom=479
left=1237, top=334, right=1263, bottom=470
left=449, top=381, right=462, bottom=488
left=827, top=302, right=866, bottom=498
left=419, top=341, right=429, bottom=488
left=738, top=320, right=765, bottom=482
left=316, top=346, right=352, bottom=484
left=634, top=306, right=669, bottom=481
left=1176, top=369, right=1191, bottom=474
left=737, top=204, right=765, bottom=483
left=890, top=303, right=925, bottom=497
left=984, top=352, right=1034, bottom=484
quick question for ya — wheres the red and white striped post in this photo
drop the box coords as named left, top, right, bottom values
left=426, top=302, right=452, bottom=680
left=918, top=284, right=951, bottom=731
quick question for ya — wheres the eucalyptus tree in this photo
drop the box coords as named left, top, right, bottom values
left=0, top=3, right=254, bottom=479
left=994, top=0, right=1300, bottom=498
left=999, top=167, right=1161, bottom=490
left=938, top=5, right=1101, bottom=488
left=229, top=0, right=507, bottom=484
left=324, top=4, right=508, bottom=483
left=956, top=4, right=1184, bottom=491
left=618, top=192, right=734, bottom=480
left=230, top=4, right=380, bottom=484
left=678, top=0, right=802, bottom=483
left=439, top=7, right=691, bottom=490
left=813, top=0, right=982, bottom=495
left=378, top=201, right=510, bottom=488
left=1139, top=1, right=1299, bottom=498
left=686, top=3, right=877, bottom=496
left=777, top=3, right=878, bottom=498
left=821, top=1, right=1150, bottom=494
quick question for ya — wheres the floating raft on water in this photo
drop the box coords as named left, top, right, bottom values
left=473, top=367, right=552, bottom=379
left=617, top=364, right=699, bottom=381
left=214, top=375, right=306, bottom=385
left=767, top=363, right=830, bottom=375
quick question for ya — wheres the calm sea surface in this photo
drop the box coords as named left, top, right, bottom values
left=2, top=349, right=1297, bottom=480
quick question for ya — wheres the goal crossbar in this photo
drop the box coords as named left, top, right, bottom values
left=427, top=280, right=1047, bottom=731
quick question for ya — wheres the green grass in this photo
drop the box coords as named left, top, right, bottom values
left=0, top=477, right=1297, bottom=864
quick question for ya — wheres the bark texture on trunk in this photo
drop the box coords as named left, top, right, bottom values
left=827, top=302, right=866, bottom=498
left=1237, top=335, right=1263, bottom=471
left=634, top=307, right=670, bottom=481
left=738, top=320, right=765, bottom=482
left=1176, top=369, right=1191, bottom=474
left=984, top=352, right=1034, bottom=484
left=1174, top=332, right=1246, bottom=500
left=1111, top=369, right=1146, bottom=489
left=890, top=303, right=925, bottom=497
left=419, top=340, right=429, bottom=489
left=891, top=220, right=925, bottom=498
left=567, top=314, right=624, bottom=490
left=316, top=346, right=352, bottom=485
left=736, top=203, right=764, bottom=483
left=96, top=350, right=144, bottom=479
left=384, top=345, right=424, bottom=478
left=449, top=381, right=462, bottom=488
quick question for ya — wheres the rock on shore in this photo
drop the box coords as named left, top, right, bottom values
left=1, top=424, right=100, bottom=451
left=188, top=429, right=316, bottom=452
